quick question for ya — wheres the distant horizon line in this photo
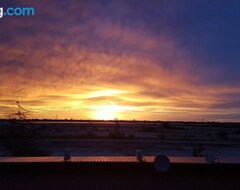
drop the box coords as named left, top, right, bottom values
left=0, top=118, right=239, bottom=124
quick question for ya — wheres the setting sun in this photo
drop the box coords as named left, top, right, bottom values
left=91, top=105, right=119, bottom=120
left=91, top=104, right=136, bottom=120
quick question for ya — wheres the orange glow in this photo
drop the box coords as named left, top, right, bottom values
left=88, top=89, right=129, bottom=98
left=91, top=105, right=118, bottom=120
left=1, top=16, right=240, bottom=121
left=91, top=104, right=136, bottom=120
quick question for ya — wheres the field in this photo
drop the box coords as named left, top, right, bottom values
left=0, top=120, right=240, bottom=157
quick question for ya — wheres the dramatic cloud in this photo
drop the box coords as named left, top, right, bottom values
left=0, top=0, right=239, bottom=121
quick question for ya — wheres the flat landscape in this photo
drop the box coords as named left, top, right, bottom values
left=0, top=120, right=240, bottom=157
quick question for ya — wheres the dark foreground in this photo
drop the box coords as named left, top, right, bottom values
left=1, top=120, right=240, bottom=157
left=0, top=162, right=239, bottom=190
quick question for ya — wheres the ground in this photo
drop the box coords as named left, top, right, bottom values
left=0, top=120, right=240, bottom=157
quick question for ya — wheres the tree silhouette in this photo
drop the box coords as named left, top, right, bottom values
left=3, top=101, right=49, bottom=156
left=6, top=101, right=30, bottom=120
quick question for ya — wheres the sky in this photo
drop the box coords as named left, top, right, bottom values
left=0, top=0, right=240, bottom=121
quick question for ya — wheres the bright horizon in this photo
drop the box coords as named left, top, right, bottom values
left=0, top=1, right=240, bottom=122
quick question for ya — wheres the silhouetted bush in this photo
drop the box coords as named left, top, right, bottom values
left=158, top=134, right=167, bottom=140
left=83, top=132, right=97, bottom=139
left=128, top=134, right=135, bottom=139
left=3, top=120, right=50, bottom=156
left=108, top=132, right=126, bottom=139
left=161, top=123, right=185, bottom=130
left=217, top=131, right=228, bottom=139
left=182, top=134, right=192, bottom=141
left=192, top=145, right=204, bottom=157
left=140, top=127, right=158, bottom=132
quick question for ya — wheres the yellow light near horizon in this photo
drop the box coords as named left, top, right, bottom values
left=91, top=104, right=136, bottom=120
left=88, top=89, right=128, bottom=98
left=91, top=105, right=119, bottom=120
